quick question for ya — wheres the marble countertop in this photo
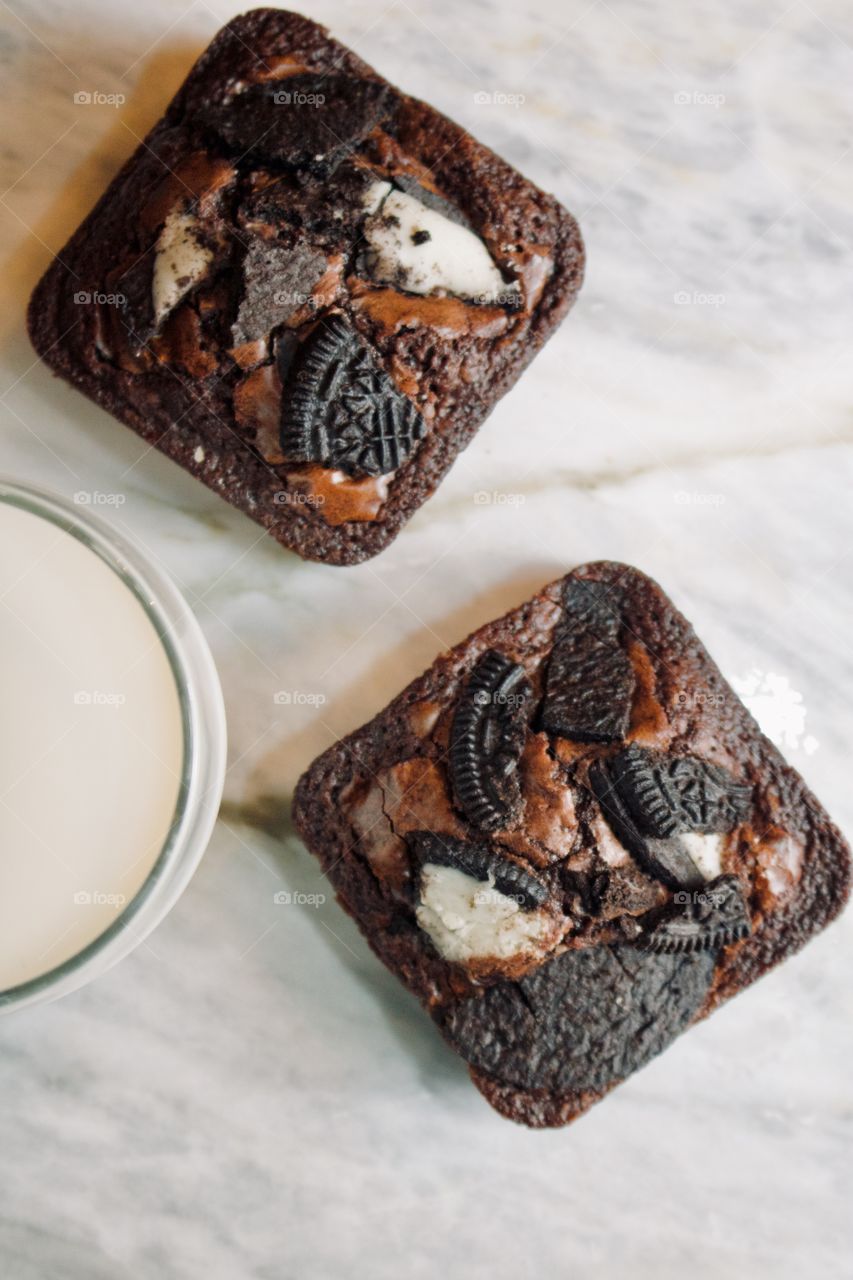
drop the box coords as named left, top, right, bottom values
left=1, top=0, right=852, bottom=1275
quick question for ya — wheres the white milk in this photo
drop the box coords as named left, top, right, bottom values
left=0, top=502, right=184, bottom=990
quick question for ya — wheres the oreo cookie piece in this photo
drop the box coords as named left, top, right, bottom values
left=408, top=832, right=548, bottom=910
left=609, top=745, right=751, bottom=837
left=294, top=562, right=851, bottom=1123
left=389, top=174, right=473, bottom=229
left=639, top=874, right=751, bottom=954
left=591, top=746, right=751, bottom=890
left=448, top=650, right=532, bottom=831
left=202, top=75, right=395, bottom=175
left=280, top=317, right=425, bottom=477
left=232, top=241, right=328, bottom=345
left=589, top=756, right=706, bottom=890
left=439, top=942, right=715, bottom=1094
left=539, top=579, right=635, bottom=743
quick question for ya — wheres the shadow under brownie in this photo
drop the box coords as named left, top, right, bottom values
left=293, top=562, right=851, bottom=1127
left=27, top=7, right=584, bottom=564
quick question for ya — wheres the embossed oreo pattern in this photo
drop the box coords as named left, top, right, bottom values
left=639, top=874, right=751, bottom=954
left=591, top=746, right=751, bottom=889
left=610, top=745, right=752, bottom=837
left=448, top=650, right=532, bottom=831
left=539, top=579, right=635, bottom=743
left=280, top=317, right=425, bottom=477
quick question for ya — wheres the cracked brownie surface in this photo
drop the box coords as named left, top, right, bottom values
left=293, top=561, right=851, bottom=1126
left=27, top=7, right=584, bottom=564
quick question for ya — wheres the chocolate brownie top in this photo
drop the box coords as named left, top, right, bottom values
left=293, top=562, right=851, bottom=1126
left=28, top=8, right=584, bottom=564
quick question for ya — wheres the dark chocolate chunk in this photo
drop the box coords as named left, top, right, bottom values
left=117, top=252, right=157, bottom=349
left=280, top=316, right=425, bottom=477
left=408, top=832, right=548, bottom=910
left=411, top=229, right=431, bottom=245
left=440, top=942, right=714, bottom=1094
left=202, top=75, right=395, bottom=175
left=232, top=241, right=328, bottom=345
left=639, top=874, right=751, bottom=954
left=275, top=329, right=300, bottom=385
left=448, top=650, right=532, bottom=831
left=539, top=579, right=635, bottom=743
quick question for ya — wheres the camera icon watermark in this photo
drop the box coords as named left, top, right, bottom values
left=273, top=690, right=327, bottom=706
left=473, top=688, right=527, bottom=710
left=473, top=490, right=526, bottom=507
left=272, top=89, right=325, bottom=106
left=73, top=890, right=127, bottom=907
left=473, top=887, right=525, bottom=907
left=73, top=690, right=126, bottom=707
left=272, top=490, right=325, bottom=508
left=673, top=90, right=726, bottom=109
left=73, top=90, right=126, bottom=108
left=272, top=289, right=315, bottom=308
left=72, top=291, right=127, bottom=307
left=676, top=688, right=728, bottom=709
left=673, top=291, right=726, bottom=307
left=673, top=887, right=727, bottom=907
left=73, top=490, right=126, bottom=507
left=471, top=287, right=522, bottom=307
left=273, top=890, right=326, bottom=906
left=473, top=90, right=526, bottom=109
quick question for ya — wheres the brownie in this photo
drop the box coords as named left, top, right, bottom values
left=293, top=562, right=851, bottom=1127
left=27, top=8, right=584, bottom=565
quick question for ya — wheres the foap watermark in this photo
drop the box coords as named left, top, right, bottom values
left=73, top=890, right=127, bottom=907
left=74, top=490, right=126, bottom=507
left=673, top=90, right=726, bottom=109
left=272, top=490, right=325, bottom=508
left=273, top=690, right=327, bottom=707
left=472, top=288, right=521, bottom=307
left=674, top=290, right=726, bottom=308
left=272, top=289, right=316, bottom=309
left=474, top=490, right=525, bottom=507
left=473, top=887, right=525, bottom=907
left=674, top=887, right=727, bottom=907
left=676, top=688, right=728, bottom=711
left=473, top=688, right=527, bottom=711
left=473, top=90, right=526, bottom=109
left=73, top=90, right=126, bottom=108
left=74, top=690, right=126, bottom=707
left=674, top=490, right=726, bottom=507
left=72, top=291, right=127, bottom=307
left=273, top=890, right=326, bottom=907
left=272, top=88, right=325, bottom=106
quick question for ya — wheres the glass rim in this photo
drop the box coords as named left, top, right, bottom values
left=0, top=478, right=227, bottom=1012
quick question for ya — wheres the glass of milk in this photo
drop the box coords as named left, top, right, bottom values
left=0, top=480, right=226, bottom=1012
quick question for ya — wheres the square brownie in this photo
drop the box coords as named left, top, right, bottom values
left=27, top=8, right=584, bottom=564
left=293, top=562, right=851, bottom=1127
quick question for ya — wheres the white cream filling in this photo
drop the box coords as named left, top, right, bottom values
left=680, top=832, right=725, bottom=880
left=152, top=209, right=213, bottom=324
left=416, top=863, right=552, bottom=964
left=361, top=181, right=518, bottom=304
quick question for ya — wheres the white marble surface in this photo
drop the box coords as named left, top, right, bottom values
left=2, top=0, right=853, bottom=1275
